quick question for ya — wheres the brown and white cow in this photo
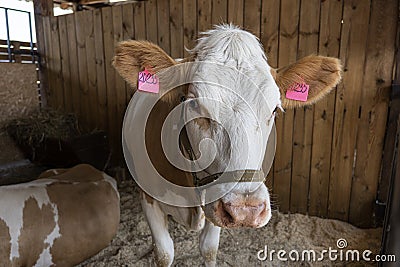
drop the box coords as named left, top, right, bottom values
left=0, top=164, right=120, bottom=267
left=113, top=24, right=341, bottom=266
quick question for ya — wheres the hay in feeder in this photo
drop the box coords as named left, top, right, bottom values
left=4, top=108, right=81, bottom=149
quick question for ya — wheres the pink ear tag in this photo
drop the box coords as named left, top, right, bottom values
left=138, top=68, right=159, bottom=93
left=285, top=81, right=309, bottom=102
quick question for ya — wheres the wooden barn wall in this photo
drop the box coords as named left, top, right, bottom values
left=38, top=0, right=398, bottom=227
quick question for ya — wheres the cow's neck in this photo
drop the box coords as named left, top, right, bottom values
left=145, top=87, right=194, bottom=187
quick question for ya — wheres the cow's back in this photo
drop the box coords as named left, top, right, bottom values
left=0, top=164, right=120, bottom=267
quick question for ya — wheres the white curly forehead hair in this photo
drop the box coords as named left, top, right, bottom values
left=187, top=23, right=282, bottom=123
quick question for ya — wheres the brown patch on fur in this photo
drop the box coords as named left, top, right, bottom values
left=193, top=117, right=211, bottom=130
left=0, top=218, right=12, bottom=266
left=145, top=90, right=195, bottom=187
left=37, top=168, right=68, bottom=179
left=142, top=190, right=154, bottom=205
left=39, top=164, right=103, bottom=183
left=46, top=166, right=120, bottom=266
left=275, top=55, right=342, bottom=109
left=15, top=197, right=55, bottom=267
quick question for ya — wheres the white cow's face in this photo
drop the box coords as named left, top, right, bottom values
left=183, top=62, right=281, bottom=228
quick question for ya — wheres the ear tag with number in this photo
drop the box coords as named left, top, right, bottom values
left=138, top=68, right=159, bottom=93
left=285, top=81, right=309, bottom=102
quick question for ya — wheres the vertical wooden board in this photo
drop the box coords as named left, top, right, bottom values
left=145, top=0, right=158, bottom=43
left=93, top=9, right=108, bottom=131
left=58, top=15, right=72, bottom=113
left=122, top=3, right=135, bottom=40
left=289, top=0, right=320, bottom=214
left=228, top=0, right=243, bottom=26
left=197, top=0, right=212, bottom=33
left=102, top=7, right=118, bottom=158
left=212, top=0, right=227, bottom=25
left=49, top=16, right=64, bottom=110
left=297, top=0, right=320, bottom=58
left=183, top=0, right=197, bottom=56
left=350, top=0, right=397, bottom=227
left=84, top=10, right=98, bottom=130
left=134, top=2, right=146, bottom=40
left=157, top=0, right=171, bottom=53
left=65, top=14, right=80, bottom=117
left=260, top=0, right=280, bottom=190
left=113, top=5, right=126, bottom=161
left=309, top=0, right=342, bottom=218
left=260, top=0, right=280, bottom=68
left=34, top=12, right=48, bottom=106
left=328, top=0, right=371, bottom=221
left=122, top=4, right=135, bottom=102
left=243, top=0, right=261, bottom=37
left=273, top=0, right=299, bottom=212
left=170, top=0, right=184, bottom=58
left=75, top=11, right=90, bottom=129
left=13, top=42, right=21, bottom=63
left=378, top=65, right=400, bottom=221
left=42, top=16, right=53, bottom=107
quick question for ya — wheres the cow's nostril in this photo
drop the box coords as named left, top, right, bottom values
left=216, top=201, right=235, bottom=225
left=254, top=202, right=265, bottom=216
left=222, top=203, right=235, bottom=223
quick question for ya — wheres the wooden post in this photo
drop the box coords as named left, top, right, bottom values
left=33, top=0, right=53, bottom=106
left=377, top=5, right=400, bottom=226
left=13, top=41, right=21, bottom=63
left=380, top=115, right=400, bottom=267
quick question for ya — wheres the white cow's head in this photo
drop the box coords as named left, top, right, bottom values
left=114, top=24, right=341, bottom=228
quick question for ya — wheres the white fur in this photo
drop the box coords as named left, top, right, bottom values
left=187, top=24, right=281, bottom=174
left=140, top=192, right=174, bottom=266
left=199, top=221, right=221, bottom=267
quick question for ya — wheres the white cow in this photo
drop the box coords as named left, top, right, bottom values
left=113, top=24, right=341, bottom=266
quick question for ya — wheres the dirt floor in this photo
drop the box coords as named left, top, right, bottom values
left=79, top=180, right=382, bottom=267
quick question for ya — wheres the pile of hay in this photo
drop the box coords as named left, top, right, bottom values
left=5, top=108, right=81, bottom=150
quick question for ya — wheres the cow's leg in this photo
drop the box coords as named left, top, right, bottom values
left=199, top=220, right=221, bottom=267
left=140, top=192, right=174, bottom=267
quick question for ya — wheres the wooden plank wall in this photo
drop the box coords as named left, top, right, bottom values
left=39, top=0, right=398, bottom=227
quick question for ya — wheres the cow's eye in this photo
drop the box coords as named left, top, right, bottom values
left=189, top=99, right=199, bottom=110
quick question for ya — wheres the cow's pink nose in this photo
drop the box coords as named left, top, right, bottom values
left=216, top=200, right=268, bottom=228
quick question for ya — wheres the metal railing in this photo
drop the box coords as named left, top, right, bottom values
left=0, top=7, right=36, bottom=63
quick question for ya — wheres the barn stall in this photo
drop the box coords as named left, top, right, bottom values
left=0, top=0, right=399, bottom=266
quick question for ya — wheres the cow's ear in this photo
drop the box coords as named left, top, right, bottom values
left=113, top=40, right=176, bottom=92
left=274, top=56, right=342, bottom=109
